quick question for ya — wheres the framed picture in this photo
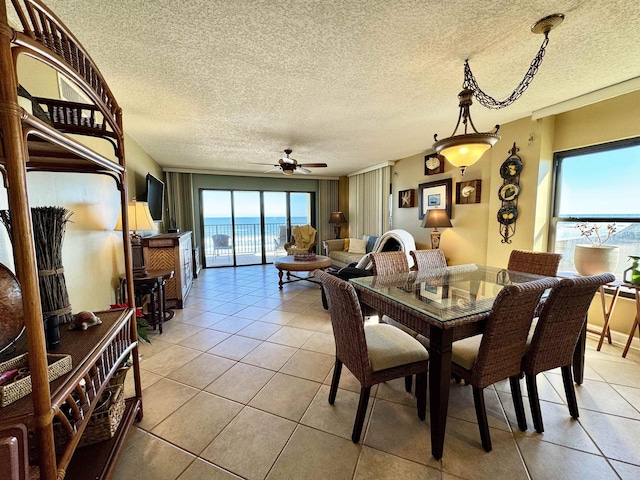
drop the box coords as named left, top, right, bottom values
left=456, top=179, right=482, bottom=204
left=424, top=153, right=445, bottom=175
left=418, top=178, right=452, bottom=220
left=398, top=189, right=416, bottom=208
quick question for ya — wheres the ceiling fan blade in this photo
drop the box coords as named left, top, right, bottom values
left=264, top=166, right=282, bottom=174
left=299, top=163, right=327, bottom=168
left=297, top=167, right=311, bottom=174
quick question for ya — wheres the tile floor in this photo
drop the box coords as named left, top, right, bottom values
left=115, top=265, right=640, bottom=480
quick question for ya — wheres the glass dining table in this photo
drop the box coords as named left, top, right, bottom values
left=350, top=264, right=586, bottom=459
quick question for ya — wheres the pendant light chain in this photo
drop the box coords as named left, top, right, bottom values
left=463, top=34, right=550, bottom=110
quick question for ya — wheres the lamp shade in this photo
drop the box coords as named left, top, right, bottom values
left=436, top=135, right=497, bottom=168
left=329, top=211, right=347, bottom=224
left=421, top=209, right=452, bottom=229
left=115, top=201, right=156, bottom=233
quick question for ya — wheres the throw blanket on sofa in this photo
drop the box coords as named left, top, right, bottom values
left=355, top=229, right=416, bottom=270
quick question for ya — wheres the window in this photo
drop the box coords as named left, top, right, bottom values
left=550, top=137, right=640, bottom=279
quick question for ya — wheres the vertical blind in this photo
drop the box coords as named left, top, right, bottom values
left=348, top=166, right=391, bottom=238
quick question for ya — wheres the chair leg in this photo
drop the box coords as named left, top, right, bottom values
left=405, top=375, right=413, bottom=392
left=328, top=359, right=342, bottom=405
left=352, top=386, right=371, bottom=443
left=525, top=372, right=544, bottom=433
left=472, top=386, right=492, bottom=452
left=561, top=365, right=579, bottom=419
left=509, top=375, right=527, bottom=431
left=415, top=371, right=427, bottom=421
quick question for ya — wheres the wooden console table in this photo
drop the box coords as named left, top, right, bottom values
left=120, top=269, right=174, bottom=334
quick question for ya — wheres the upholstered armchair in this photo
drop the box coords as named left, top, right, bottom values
left=285, top=224, right=317, bottom=254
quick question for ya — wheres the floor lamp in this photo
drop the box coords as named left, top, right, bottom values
left=115, top=201, right=156, bottom=277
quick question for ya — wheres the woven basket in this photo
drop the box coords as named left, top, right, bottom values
left=78, top=385, right=125, bottom=447
left=108, top=365, right=130, bottom=388
left=0, top=352, right=72, bottom=407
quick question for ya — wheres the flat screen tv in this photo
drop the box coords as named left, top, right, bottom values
left=145, top=173, right=164, bottom=221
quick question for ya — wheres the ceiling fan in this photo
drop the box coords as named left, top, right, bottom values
left=264, top=149, right=328, bottom=175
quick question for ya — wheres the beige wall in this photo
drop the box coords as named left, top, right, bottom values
left=389, top=89, right=640, bottom=342
left=0, top=56, right=163, bottom=311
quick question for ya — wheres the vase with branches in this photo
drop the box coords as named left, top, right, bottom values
left=574, top=222, right=619, bottom=276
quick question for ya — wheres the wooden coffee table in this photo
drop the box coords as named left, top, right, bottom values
left=274, top=255, right=333, bottom=289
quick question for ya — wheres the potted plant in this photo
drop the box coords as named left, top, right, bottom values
left=573, top=222, right=619, bottom=276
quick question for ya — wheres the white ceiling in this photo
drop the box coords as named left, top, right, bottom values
left=44, top=0, right=640, bottom=177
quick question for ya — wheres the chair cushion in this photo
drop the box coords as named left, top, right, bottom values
left=451, top=334, right=483, bottom=370
left=364, top=324, right=429, bottom=372
left=380, top=315, right=418, bottom=337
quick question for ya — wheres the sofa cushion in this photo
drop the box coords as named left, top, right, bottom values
left=348, top=238, right=367, bottom=254
left=329, top=250, right=364, bottom=267
left=343, top=238, right=351, bottom=251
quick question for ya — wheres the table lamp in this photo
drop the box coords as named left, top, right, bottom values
left=115, top=200, right=156, bottom=277
left=421, top=209, right=452, bottom=249
left=329, top=211, right=346, bottom=239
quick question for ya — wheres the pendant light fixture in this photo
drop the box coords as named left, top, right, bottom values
left=433, top=13, right=564, bottom=175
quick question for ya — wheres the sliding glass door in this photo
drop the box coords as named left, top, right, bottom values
left=202, top=189, right=314, bottom=267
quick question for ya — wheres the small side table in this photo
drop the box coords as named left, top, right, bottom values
left=589, top=281, right=623, bottom=351
left=623, top=284, right=640, bottom=358
left=120, top=269, right=174, bottom=334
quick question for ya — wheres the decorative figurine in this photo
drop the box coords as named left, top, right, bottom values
left=69, top=311, right=102, bottom=330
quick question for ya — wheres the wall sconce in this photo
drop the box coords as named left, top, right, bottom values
left=329, top=211, right=347, bottom=239
left=433, top=13, right=564, bottom=175
left=421, top=209, right=452, bottom=249
left=115, top=200, right=156, bottom=277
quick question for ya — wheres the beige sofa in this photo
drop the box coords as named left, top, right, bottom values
left=322, top=238, right=368, bottom=268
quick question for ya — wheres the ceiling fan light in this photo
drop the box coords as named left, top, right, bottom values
left=282, top=168, right=294, bottom=175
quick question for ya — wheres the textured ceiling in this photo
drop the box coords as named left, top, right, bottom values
left=43, top=0, right=640, bottom=177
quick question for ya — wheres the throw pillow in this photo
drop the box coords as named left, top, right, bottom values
left=343, top=238, right=351, bottom=251
left=348, top=238, right=367, bottom=254
left=365, top=236, right=378, bottom=253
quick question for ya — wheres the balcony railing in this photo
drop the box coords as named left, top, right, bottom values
left=203, top=222, right=294, bottom=259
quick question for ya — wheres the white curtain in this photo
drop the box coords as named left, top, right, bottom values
left=164, top=172, right=194, bottom=234
left=348, top=166, right=391, bottom=237
left=318, top=179, right=339, bottom=244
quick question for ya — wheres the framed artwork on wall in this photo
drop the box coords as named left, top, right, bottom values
left=418, top=178, right=452, bottom=220
left=398, top=189, right=416, bottom=208
left=424, top=153, right=445, bottom=175
left=455, top=179, right=482, bottom=204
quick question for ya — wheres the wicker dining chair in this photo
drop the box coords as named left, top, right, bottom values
left=507, top=249, right=562, bottom=277
left=518, top=273, right=615, bottom=433
left=410, top=249, right=447, bottom=271
left=450, top=276, right=559, bottom=451
left=370, top=251, right=409, bottom=275
left=316, top=269, right=430, bottom=443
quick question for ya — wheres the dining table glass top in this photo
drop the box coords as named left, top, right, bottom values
left=350, top=264, right=547, bottom=323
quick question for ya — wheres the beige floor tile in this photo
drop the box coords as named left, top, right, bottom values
left=178, top=311, right=230, bottom=328
left=137, top=378, right=199, bottom=431
left=354, top=445, right=441, bottom=480
left=209, top=302, right=248, bottom=316
left=440, top=417, right=528, bottom=480
left=578, top=409, right=640, bottom=465
left=209, top=316, right=254, bottom=334
left=241, top=341, right=297, bottom=370
left=546, top=375, right=640, bottom=419
left=517, top=436, right=619, bottom=479
left=232, top=305, right=273, bottom=320
left=124, top=368, right=162, bottom=397
left=266, top=425, right=361, bottom=480
left=287, top=313, right=332, bottom=332
left=236, top=320, right=282, bottom=340
left=137, top=337, right=173, bottom=362
left=113, top=428, right=195, bottom=480
left=152, top=391, right=243, bottom=455
left=227, top=294, right=266, bottom=306
left=249, top=372, right=321, bottom=421
left=267, top=325, right=315, bottom=347
left=323, top=364, right=379, bottom=396
left=375, top=377, right=421, bottom=409
left=156, top=322, right=206, bottom=344
left=259, top=309, right=297, bottom=325
left=280, top=349, right=335, bottom=382
left=141, top=344, right=202, bottom=376
left=277, top=299, right=312, bottom=314
left=205, top=362, right=275, bottom=404
left=364, top=398, right=437, bottom=468
left=178, top=329, right=231, bottom=351
left=201, top=407, right=296, bottom=480
left=301, top=385, right=373, bottom=441
left=438, top=383, right=511, bottom=432
left=167, top=353, right=236, bottom=389
left=587, top=357, right=640, bottom=388
left=177, top=458, right=243, bottom=480
left=611, top=384, right=640, bottom=411
left=610, top=459, right=640, bottom=480
left=301, top=331, right=335, bottom=355
left=207, top=335, right=262, bottom=360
